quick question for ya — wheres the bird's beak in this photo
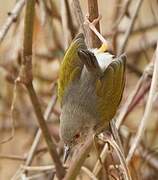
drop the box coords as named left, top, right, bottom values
left=63, top=145, right=71, bottom=163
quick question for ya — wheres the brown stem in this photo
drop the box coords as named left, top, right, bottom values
left=118, top=0, right=144, bottom=55
left=87, top=0, right=101, bottom=48
left=65, top=0, right=76, bottom=38
left=0, top=0, right=25, bottom=44
left=0, top=154, right=25, bottom=161
left=26, top=83, right=65, bottom=179
left=25, top=94, right=57, bottom=166
left=18, top=0, right=65, bottom=179
left=125, top=80, right=151, bottom=119
left=111, top=0, right=122, bottom=53
left=126, top=43, right=158, bottom=163
left=112, top=0, right=131, bottom=30
left=72, top=0, right=89, bottom=46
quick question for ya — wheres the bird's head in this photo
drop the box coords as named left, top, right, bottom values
left=59, top=104, right=94, bottom=162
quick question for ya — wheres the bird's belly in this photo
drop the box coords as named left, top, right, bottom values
left=64, top=76, right=100, bottom=122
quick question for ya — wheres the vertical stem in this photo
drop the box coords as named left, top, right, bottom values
left=60, top=0, right=70, bottom=49
left=20, top=0, right=65, bottom=179
left=26, top=83, right=65, bottom=179
left=0, top=0, right=25, bottom=44
left=111, top=0, right=122, bottom=53
left=65, top=0, right=76, bottom=38
left=25, top=94, right=57, bottom=166
left=87, top=0, right=101, bottom=48
left=126, top=43, right=158, bottom=163
left=118, top=0, right=144, bottom=55
left=23, top=0, right=35, bottom=57
left=72, top=0, right=90, bottom=46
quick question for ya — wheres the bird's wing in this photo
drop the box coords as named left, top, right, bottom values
left=58, top=33, right=87, bottom=104
left=96, top=54, right=126, bottom=121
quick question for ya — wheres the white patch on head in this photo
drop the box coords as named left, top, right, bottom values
left=90, top=49, right=114, bottom=71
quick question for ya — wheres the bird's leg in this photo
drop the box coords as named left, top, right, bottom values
left=100, top=131, right=113, bottom=153
left=84, top=15, right=110, bottom=52
left=110, top=120, right=125, bottom=155
left=98, top=131, right=132, bottom=180
left=93, top=133, right=107, bottom=175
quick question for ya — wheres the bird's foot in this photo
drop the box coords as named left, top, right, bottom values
left=84, top=15, right=109, bottom=52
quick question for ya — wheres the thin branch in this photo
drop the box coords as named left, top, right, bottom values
left=0, top=154, right=25, bottom=161
left=21, top=164, right=98, bottom=180
left=81, top=166, right=98, bottom=180
left=48, top=0, right=61, bottom=21
left=17, top=0, right=65, bottom=179
left=112, top=0, right=131, bottom=30
left=116, top=76, right=145, bottom=128
left=60, top=0, right=71, bottom=49
left=106, top=22, right=158, bottom=39
left=138, top=145, right=158, bottom=171
left=85, top=16, right=109, bottom=47
left=87, top=0, right=101, bottom=48
left=72, top=0, right=90, bottom=46
left=111, top=0, right=122, bottom=52
left=0, top=0, right=25, bottom=44
left=93, top=144, right=109, bottom=176
left=25, top=94, right=57, bottom=167
left=65, top=0, right=76, bottom=38
left=126, top=42, right=158, bottom=163
left=11, top=167, right=23, bottom=180
left=124, top=80, right=151, bottom=119
left=39, top=0, right=62, bottom=51
left=24, top=172, right=51, bottom=180
left=118, top=0, right=144, bottom=55
left=99, top=134, right=132, bottom=180
left=0, top=80, right=17, bottom=144
left=25, top=83, right=65, bottom=179
left=21, top=165, right=56, bottom=171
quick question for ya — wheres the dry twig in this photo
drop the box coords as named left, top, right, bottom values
left=0, top=154, right=25, bottom=161
left=21, top=164, right=98, bottom=180
left=17, top=0, right=65, bottom=179
left=25, top=95, right=57, bottom=167
left=112, top=0, right=131, bottom=30
left=60, top=0, right=71, bottom=49
left=99, top=134, right=132, bottom=180
left=126, top=42, right=158, bottom=163
left=0, top=0, right=25, bottom=44
left=72, top=0, right=89, bottom=45
left=0, top=81, right=17, bottom=144
left=116, top=76, right=145, bottom=128
left=87, top=0, right=101, bottom=48
left=118, top=0, right=144, bottom=55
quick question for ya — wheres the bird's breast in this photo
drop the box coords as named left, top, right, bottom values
left=63, top=73, right=100, bottom=122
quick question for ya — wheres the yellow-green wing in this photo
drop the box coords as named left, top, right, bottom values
left=58, top=33, right=87, bottom=104
left=96, top=55, right=126, bottom=124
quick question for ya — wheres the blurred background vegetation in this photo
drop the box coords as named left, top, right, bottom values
left=0, top=0, right=158, bottom=179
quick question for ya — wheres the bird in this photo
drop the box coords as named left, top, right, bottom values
left=58, top=33, right=126, bottom=162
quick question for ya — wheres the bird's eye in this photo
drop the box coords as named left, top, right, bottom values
left=75, top=133, right=80, bottom=139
